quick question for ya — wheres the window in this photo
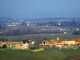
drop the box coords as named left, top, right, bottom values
left=20, top=45, right=22, bottom=46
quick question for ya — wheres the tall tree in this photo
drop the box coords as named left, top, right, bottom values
left=0, top=25, right=1, bottom=30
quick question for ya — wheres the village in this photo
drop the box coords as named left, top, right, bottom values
left=0, top=38, right=80, bottom=52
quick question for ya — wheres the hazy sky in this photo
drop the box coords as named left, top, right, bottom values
left=0, top=0, right=80, bottom=19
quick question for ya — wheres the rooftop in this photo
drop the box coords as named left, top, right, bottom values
left=75, top=38, right=80, bottom=42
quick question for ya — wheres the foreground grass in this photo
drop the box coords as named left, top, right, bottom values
left=0, top=49, right=80, bottom=60
left=45, top=35, right=80, bottom=40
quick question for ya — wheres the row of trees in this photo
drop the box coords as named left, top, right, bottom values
left=36, top=20, right=80, bottom=27
left=0, top=28, right=62, bottom=36
left=0, top=25, right=1, bottom=30
left=5, top=29, right=33, bottom=36
left=0, top=39, right=8, bottom=42
left=0, top=25, right=5, bottom=30
left=72, top=30, right=80, bottom=35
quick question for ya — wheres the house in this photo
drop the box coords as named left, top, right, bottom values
left=47, top=41, right=54, bottom=47
left=22, top=40, right=35, bottom=49
left=0, top=39, right=36, bottom=50
left=3, top=39, right=35, bottom=50
left=4, top=41, right=22, bottom=49
left=4, top=41, right=13, bottom=48
left=40, top=40, right=48, bottom=45
left=0, top=41, right=4, bottom=47
left=75, top=38, right=80, bottom=45
left=40, top=40, right=54, bottom=47
left=4, top=40, right=28, bottom=49
left=66, top=39, right=75, bottom=45
left=3, top=41, right=29, bottom=49
left=55, top=40, right=65, bottom=47
left=28, top=40, right=35, bottom=45
left=57, top=37, right=59, bottom=40
left=15, top=42, right=23, bottom=49
left=55, top=39, right=75, bottom=47
left=21, top=42, right=29, bottom=49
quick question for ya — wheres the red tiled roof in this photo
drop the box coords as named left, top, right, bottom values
left=48, top=41, right=53, bottom=43
left=29, top=41, right=33, bottom=43
left=0, top=41, right=3, bottom=43
left=57, top=41, right=62, bottom=43
left=75, top=38, right=80, bottom=42
left=59, top=40, right=66, bottom=41
left=0, top=42, right=3, bottom=44
left=67, top=39, right=73, bottom=40
left=66, top=39, right=74, bottom=41
left=57, top=39, right=66, bottom=43
left=4, top=41, right=21, bottom=44
left=4, top=41, right=11, bottom=43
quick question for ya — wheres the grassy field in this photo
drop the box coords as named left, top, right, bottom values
left=45, top=35, right=80, bottom=40
left=0, top=35, right=80, bottom=40
left=0, top=35, right=45, bottom=43
left=0, top=49, right=80, bottom=60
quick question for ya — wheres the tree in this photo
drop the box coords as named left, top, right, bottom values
left=0, top=39, right=8, bottom=42
left=72, top=30, right=80, bottom=35
left=33, top=43, right=39, bottom=49
left=13, top=29, right=21, bottom=35
left=3, top=44, right=7, bottom=48
left=37, top=22, right=40, bottom=26
left=44, top=38, right=47, bottom=40
left=0, top=25, right=1, bottom=30
left=40, top=22, right=43, bottom=26
left=22, top=22, right=26, bottom=26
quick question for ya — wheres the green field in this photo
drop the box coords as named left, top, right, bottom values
left=0, top=49, right=80, bottom=60
left=0, top=35, right=45, bottom=41
left=0, top=35, right=80, bottom=41
left=45, top=35, right=80, bottom=40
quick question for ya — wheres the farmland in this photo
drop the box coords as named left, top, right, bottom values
left=0, top=35, right=80, bottom=41
left=0, top=49, right=80, bottom=60
left=45, top=35, right=80, bottom=40
left=0, top=33, right=80, bottom=60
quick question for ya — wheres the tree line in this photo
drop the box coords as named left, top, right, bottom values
left=0, top=39, right=8, bottom=42
left=36, top=20, right=80, bottom=27
left=72, top=29, right=80, bottom=35
left=0, top=25, right=5, bottom=30
left=0, top=28, right=63, bottom=36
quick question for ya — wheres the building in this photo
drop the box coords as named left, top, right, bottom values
left=40, top=40, right=54, bottom=47
left=2, top=40, right=35, bottom=50
left=55, top=39, right=75, bottom=47
left=31, top=24, right=35, bottom=26
left=27, top=24, right=30, bottom=26
left=75, top=38, right=80, bottom=45
left=22, top=40, right=35, bottom=49
left=0, top=41, right=4, bottom=47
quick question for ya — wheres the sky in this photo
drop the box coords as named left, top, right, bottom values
left=0, top=0, right=80, bottom=19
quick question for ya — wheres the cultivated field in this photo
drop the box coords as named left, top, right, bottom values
left=45, top=35, right=80, bottom=40
left=0, top=35, right=80, bottom=41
